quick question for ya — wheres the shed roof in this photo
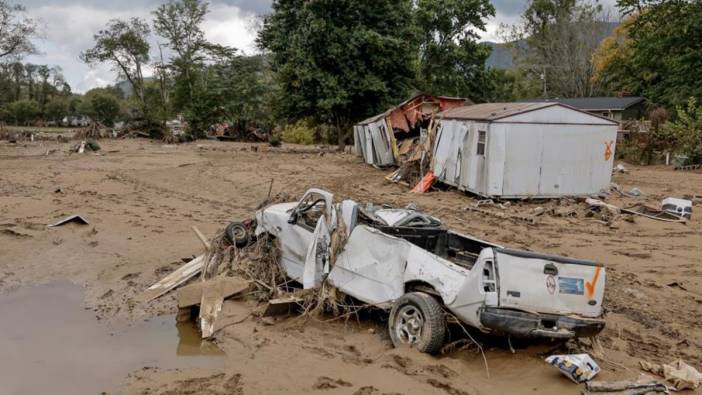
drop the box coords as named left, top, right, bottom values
left=439, top=102, right=555, bottom=121
left=356, top=94, right=468, bottom=126
left=527, top=96, right=645, bottom=111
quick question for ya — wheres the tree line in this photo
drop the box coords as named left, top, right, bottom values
left=0, top=0, right=700, bottom=156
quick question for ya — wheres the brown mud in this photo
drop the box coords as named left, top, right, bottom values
left=0, top=139, right=700, bottom=394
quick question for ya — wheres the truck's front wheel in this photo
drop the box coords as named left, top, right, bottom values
left=388, top=292, right=446, bottom=355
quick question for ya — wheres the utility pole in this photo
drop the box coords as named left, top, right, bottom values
left=540, top=66, right=547, bottom=98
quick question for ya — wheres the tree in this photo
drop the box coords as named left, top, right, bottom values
left=505, top=0, right=614, bottom=98
left=6, top=99, right=39, bottom=125
left=0, top=1, right=37, bottom=60
left=593, top=1, right=702, bottom=108
left=82, top=89, right=121, bottom=126
left=258, top=0, right=417, bottom=145
left=81, top=18, right=151, bottom=118
left=414, top=0, right=497, bottom=101
left=666, top=98, right=702, bottom=164
left=44, top=96, right=69, bottom=122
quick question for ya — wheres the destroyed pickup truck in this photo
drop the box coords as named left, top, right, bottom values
left=235, top=188, right=605, bottom=354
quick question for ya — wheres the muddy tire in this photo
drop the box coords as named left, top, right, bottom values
left=225, top=222, right=250, bottom=248
left=388, top=292, right=446, bottom=355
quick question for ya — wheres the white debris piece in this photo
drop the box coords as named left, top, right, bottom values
left=545, top=354, right=600, bottom=383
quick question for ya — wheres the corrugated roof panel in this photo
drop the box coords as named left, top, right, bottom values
left=439, top=102, right=555, bottom=121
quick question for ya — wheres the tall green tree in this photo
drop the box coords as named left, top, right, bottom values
left=81, top=18, right=151, bottom=118
left=258, top=0, right=417, bottom=145
left=594, top=0, right=702, bottom=108
left=414, top=0, right=497, bottom=101
left=153, top=0, right=236, bottom=135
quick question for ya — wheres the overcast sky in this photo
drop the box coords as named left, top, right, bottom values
left=23, top=0, right=617, bottom=93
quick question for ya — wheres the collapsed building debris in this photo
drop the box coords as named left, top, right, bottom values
left=585, top=198, right=689, bottom=224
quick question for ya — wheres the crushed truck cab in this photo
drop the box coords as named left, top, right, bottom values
left=253, top=188, right=605, bottom=352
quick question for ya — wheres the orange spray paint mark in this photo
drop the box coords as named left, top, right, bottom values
left=604, top=141, right=614, bottom=161
left=585, top=266, right=601, bottom=298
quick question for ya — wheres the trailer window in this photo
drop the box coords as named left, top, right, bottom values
left=477, top=131, right=486, bottom=155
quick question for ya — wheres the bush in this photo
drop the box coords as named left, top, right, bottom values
left=666, top=97, right=702, bottom=164
left=280, top=121, right=315, bottom=145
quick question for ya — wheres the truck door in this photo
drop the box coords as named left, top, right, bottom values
left=303, top=216, right=331, bottom=289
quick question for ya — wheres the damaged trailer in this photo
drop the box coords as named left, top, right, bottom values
left=354, top=95, right=468, bottom=166
left=237, top=188, right=606, bottom=354
left=432, top=102, right=619, bottom=198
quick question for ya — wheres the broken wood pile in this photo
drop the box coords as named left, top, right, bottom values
left=141, top=210, right=353, bottom=340
left=73, top=122, right=110, bottom=140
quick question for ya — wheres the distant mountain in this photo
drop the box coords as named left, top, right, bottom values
left=484, top=42, right=515, bottom=69
left=483, top=21, right=619, bottom=70
left=115, top=78, right=155, bottom=98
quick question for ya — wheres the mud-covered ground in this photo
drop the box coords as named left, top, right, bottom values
left=1, top=139, right=700, bottom=394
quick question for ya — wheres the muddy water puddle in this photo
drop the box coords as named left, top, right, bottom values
left=0, top=281, right=225, bottom=395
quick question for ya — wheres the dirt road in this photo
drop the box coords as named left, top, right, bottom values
left=1, top=139, right=700, bottom=394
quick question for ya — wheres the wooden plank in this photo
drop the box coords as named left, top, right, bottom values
left=140, top=255, right=205, bottom=302
left=177, top=277, right=250, bottom=308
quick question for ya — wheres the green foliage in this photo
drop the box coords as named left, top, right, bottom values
left=5, top=99, right=39, bottom=125
left=80, top=18, right=151, bottom=116
left=258, top=0, right=418, bottom=144
left=665, top=98, right=702, bottom=164
left=596, top=1, right=702, bottom=108
left=80, top=89, right=121, bottom=126
left=414, top=0, right=497, bottom=101
left=44, top=96, right=69, bottom=121
left=153, top=0, right=237, bottom=137
left=280, top=121, right=315, bottom=145
left=0, top=1, right=38, bottom=60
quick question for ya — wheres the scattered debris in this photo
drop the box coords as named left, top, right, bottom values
left=585, top=198, right=688, bottom=223
left=465, top=205, right=537, bottom=224
left=176, top=277, right=250, bottom=308
left=410, top=171, right=436, bottom=193
left=640, top=359, right=702, bottom=390
left=622, top=204, right=687, bottom=223
left=614, top=163, right=629, bottom=174
left=673, top=163, right=702, bottom=171
left=627, top=187, right=642, bottom=197
left=48, top=214, right=89, bottom=228
left=262, top=295, right=305, bottom=317
left=661, top=197, right=692, bottom=219
left=584, top=378, right=669, bottom=394
left=545, top=354, right=600, bottom=383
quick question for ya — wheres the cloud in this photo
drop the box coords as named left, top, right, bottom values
left=22, top=0, right=264, bottom=93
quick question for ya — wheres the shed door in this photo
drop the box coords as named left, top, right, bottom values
left=503, top=127, right=542, bottom=196
left=468, top=127, right=487, bottom=192
left=538, top=128, right=595, bottom=195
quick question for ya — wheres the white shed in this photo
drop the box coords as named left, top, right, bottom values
left=432, top=102, right=619, bottom=198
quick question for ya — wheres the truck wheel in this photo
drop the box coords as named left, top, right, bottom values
left=389, top=292, right=446, bottom=355
left=225, top=222, right=250, bottom=248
